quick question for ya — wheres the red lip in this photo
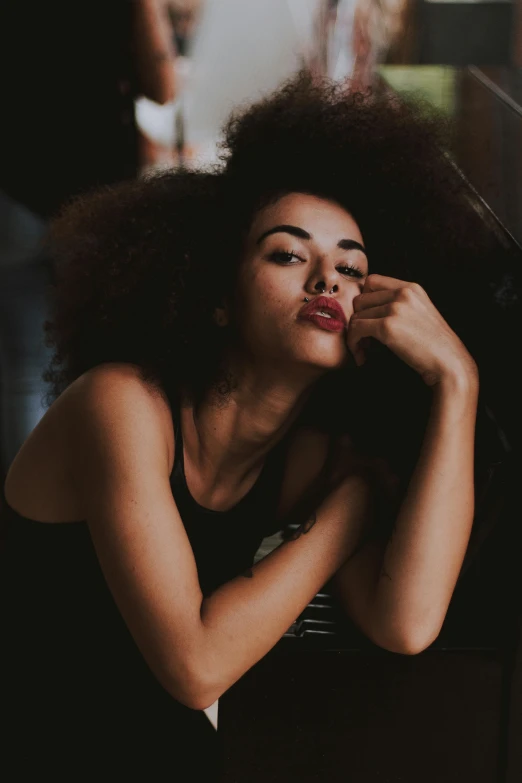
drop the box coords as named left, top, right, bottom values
left=298, top=295, right=347, bottom=326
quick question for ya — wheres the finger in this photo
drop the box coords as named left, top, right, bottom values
left=363, top=273, right=412, bottom=292
left=350, top=304, right=390, bottom=321
left=353, top=290, right=394, bottom=313
left=346, top=316, right=386, bottom=362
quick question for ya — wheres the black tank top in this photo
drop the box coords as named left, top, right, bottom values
left=1, top=395, right=291, bottom=777
left=170, top=396, right=290, bottom=595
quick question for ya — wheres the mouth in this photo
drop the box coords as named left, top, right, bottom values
left=297, top=295, right=347, bottom=333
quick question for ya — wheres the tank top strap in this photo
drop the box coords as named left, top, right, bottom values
left=168, top=391, right=291, bottom=523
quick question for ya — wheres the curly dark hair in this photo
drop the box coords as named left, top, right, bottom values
left=42, top=70, right=506, bottom=520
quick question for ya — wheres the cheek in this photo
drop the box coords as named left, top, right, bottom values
left=235, top=264, right=310, bottom=352
left=240, top=294, right=287, bottom=337
left=239, top=268, right=289, bottom=323
left=236, top=292, right=295, bottom=353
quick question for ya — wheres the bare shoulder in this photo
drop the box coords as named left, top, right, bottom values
left=4, top=362, right=175, bottom=522
left=70, top=361, right=172, bottom=411
left=67, top=362, right=173, bottom=423
left=63, top=361, right=176, bottom=484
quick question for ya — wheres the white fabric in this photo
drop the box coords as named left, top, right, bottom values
left=327, top=0, right=357, bottom=82
left=182, top=0, right=321, bottom=165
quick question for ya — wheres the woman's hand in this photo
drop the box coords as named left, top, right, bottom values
left=346, top=273, right=479, bottom=387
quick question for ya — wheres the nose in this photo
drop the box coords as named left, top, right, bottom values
left=305, top=275, right=339, bottom=297
left=305, top=256, right=343, bottom=297
left=304, top=271, right=361, bottom=321
left=313, top=281, right=338, bottom=294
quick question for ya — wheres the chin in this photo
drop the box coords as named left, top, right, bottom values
left=301, top=348, right=351, bottom=373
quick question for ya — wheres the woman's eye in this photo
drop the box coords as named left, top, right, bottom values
left=338, top=264, right=365, bottom=280
left=268, top=251, right=365, bottom=279
left=268, top=250, right=305, bottom=264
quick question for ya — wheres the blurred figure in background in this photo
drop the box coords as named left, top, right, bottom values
left=313, top=0, right=411, bottom=89
left=0, top=0, right=176, bottom=480
left=172, top=0, right=411, bottom=169
left=137, top=0, right=204, bottom=173
left=166, top=0, right=205, bottom=57
left=351, top=0, right=411, bottom=89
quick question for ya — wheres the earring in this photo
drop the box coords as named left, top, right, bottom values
left=303, top=297, right=309, bottom=303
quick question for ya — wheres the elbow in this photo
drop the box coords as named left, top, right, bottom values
left=139, top=83, right=175, bottom=106
left=164, top=663, right=219, bottom=712
left=143, top=70, right=177, bottom=105
left=391, top=628, right=440, bottom=656
left=150, top=85, right=176, bottom=106
left=378, top=637, right=429, bottom=656
left=165, top=627, right=220, bottom=710
left=404, top=616, right=444, bottom=655
left=394, top=639, right=431, bottom=656
left=180, top=677, right=220, bottom=712
left=375, top=623, right=440, bottom=656
left=186, top=688, right=220, bottom=712
left=163, top=675, right=214, bottom=711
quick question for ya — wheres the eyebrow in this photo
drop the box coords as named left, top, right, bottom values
left=255, top=224, right=367, bottom=256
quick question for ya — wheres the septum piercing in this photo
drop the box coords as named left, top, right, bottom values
left=303, top=288, right=335, bottom=302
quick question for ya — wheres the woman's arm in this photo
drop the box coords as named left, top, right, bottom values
left=67, top=366, right=378, bottom=713
left=333, top=366, right=479, bottom=655
left=133, top=0, right=177, bottom=104
left=198, top=470, right=375, bottom=705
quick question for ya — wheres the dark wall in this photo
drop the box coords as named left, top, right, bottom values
left=418, top=2, right=513, bottom=65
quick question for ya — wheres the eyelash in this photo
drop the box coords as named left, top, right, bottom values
left=268, top=249, right=366, bottom=280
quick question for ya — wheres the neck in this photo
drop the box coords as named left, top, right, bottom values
left=180, top=359, right=322, bottom=492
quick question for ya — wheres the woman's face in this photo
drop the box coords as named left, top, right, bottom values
left=222, top=192, right=369, bottom=375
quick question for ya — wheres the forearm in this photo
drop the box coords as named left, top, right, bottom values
left=372, top=369, right=479, bottom=653
left=134, top=0, right=177, bottom=104
left=197, top=477, right=371, bottom=704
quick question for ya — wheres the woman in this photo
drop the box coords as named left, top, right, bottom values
left=2, top=72, right=486, bottom=778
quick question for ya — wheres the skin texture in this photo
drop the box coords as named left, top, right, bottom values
left=226, top=192, right=367, bottom=373
left=179, top=191, right=369, bottom=504
left=288, top=513, right=318, bottom=540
